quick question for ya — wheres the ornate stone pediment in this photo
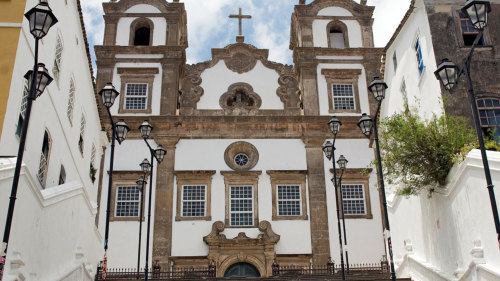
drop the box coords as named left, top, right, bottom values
left=203, top=221, right=280, bottom=277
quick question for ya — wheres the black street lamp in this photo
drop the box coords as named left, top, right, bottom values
left=0, top=1, right=57, bottom=278
left=434, top=0, right=500, bottom=248
left=136, top=174, right=148, bottom=279
left=98, top=82, right=130, bottom=279
left=335, top=154, right=349, bottom=272
left=138, top=121, right=166, bottom=281
left=357, top=77, right=396, bottom=281
left=322, top=116, right=346, bottom=280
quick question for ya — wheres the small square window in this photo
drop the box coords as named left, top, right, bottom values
left=332, top=84, right=355, bottom=110
left=125, top=83, right=148, bottom=110
left=277, top=185, right=301, bottom=216
left=175, top=171, right=214, bottom=221
left=341, top=184, right=366, bottom=215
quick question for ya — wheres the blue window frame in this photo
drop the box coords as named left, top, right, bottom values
left=414, top=38, right=424, bottom=76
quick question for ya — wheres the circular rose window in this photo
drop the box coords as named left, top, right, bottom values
left=224, top=142, right=259, bottom=171
left=234, top=153, right=249, bottom=166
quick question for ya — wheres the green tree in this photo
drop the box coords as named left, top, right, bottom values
left=378, top=112, right=477, bottom=196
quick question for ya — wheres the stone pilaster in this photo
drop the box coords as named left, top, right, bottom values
left=303, top=137, right=330, bottom=265
left=152, top=137, right=178, bottom=268
left=161, top=60, right=183, bottom=115
left=300, top=64, right=320, bottom=116
left=103, top=15, right=118, bottom=46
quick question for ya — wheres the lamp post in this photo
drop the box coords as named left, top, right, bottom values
left=136, top=173, right=148, bottom=279
left=98, top=83, right=130, bottom=279
left=138, top=121, right=167, bottom=281
left=434, top=0, right=500, bottom=247
left=0, top=1, right=57, bottom=278
left=322, top=116, right=345, bottom=280
left=336, top=155, right=349, bottom=272
left=357, top=77, right=396, bottom=281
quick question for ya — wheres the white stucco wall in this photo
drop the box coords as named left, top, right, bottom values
left=382, top=0, right=443, bottom=120
left=389, top=150, right=500, bottom=280
left=323, top=138, right=386, bottom=264
left=171, top=139, right=311, bottom=257
left=116, top=4, right=166, bottom=47
left=109, top=62, right=163, bottom=116
left=0, top=159, right=102, bottom=281
left=197, top=61, right=283, bottom=110
left=98, top=139, right=158, bottom=269
left=317, top=62, right=371, bottom=116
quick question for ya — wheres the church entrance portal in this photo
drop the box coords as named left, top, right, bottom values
left=224, top=262, right=260, bottom=277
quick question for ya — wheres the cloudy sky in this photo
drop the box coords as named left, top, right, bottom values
left=81, top=0, right=411, bottom=65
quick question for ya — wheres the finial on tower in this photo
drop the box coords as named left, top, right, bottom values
left=361, top=0, right=367, bottom=5
left=299, top=0, right=306, bottom=4
left=229, top=8, right=252, bottom=43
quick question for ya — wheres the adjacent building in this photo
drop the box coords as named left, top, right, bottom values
left=0, top=0, right=105, bottom=279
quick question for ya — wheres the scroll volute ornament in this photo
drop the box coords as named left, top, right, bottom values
left=180, top=64, right=204, bottom=108
left=277, top=74, right=300, bottom=109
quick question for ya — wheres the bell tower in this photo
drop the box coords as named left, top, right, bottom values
left=95, top=0, right=187, bottom=116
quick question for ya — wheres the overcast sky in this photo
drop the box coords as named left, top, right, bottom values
left=81, top=0, right=412, bottom=64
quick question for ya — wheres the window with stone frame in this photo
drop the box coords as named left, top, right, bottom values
left=52, top=34, right=63, bottom=82
left=477, top=98, right=500, bottom=140
left=222, top=171, right=261, bottom=227
left=37, top=130, right=51, bottom=188
left=268, top=170, right=307, bottom=220
left=110, top=171, right=146, bottom=222
left=67, top=78, right=75, bottom=125
left=175, top=171, right=214, bottom=221
left=16, top=79, right=29, bottom=137
left=79, top=115, right=85, bottom=155
left=322, top=69, right=362, bottom=114
left=414, top=37, right=424, bottom=76
left=459, top=11, right=485, bottom=46
left=115, top=186, right=141, bottom=217
left=334, top=168, right=373, bottom=219
left=117, top=69, right=157, bottom=114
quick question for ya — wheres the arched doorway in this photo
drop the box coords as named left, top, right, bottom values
left=224, top=262, right=260, bottom=277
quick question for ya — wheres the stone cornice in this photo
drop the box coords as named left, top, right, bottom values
left=100, top=115, right=367, bottom=140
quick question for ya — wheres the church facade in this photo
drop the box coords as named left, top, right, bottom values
left=95, top=0, right=387, bottom=277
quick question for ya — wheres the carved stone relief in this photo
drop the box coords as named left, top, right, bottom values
left=277, top=74, right=300, bottom=109
left=219, top=83, right=262, bottom=115
left=224, top=52, right=258, bottom=74
left=179, top=64, right=204, bottom=108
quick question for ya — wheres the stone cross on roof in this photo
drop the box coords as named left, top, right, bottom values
left=229, top=8, right=251, bottom=43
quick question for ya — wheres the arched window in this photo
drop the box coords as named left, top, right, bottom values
left=37, top=130, right=52, bottom=188
left=130, top=18, right=154, bottom=46
left=327, top=21, right=349, bottom=49
left=224, top=263, right=260, bottom=277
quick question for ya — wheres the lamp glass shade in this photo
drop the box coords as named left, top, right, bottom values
left=337, top=155, right=348, bottom=171
left=462, top=0, right=491, bottom=30
left=136, top=177, right=146, bottom=190
left=24, top=63, right=53, bottom=98
left=24, top=0, right=58, bottom=39
left=115, top=119, right=130, bottom=143
left=154, top=145, right=167, bottom=163
left=368, top=77, right=388, bottom=102
left=434, top=59, right=459, bottom=91
left=322, top=141, right=333, bottom=160
left=358, top=113, right=373, bottom=137
left=328, top=116, right=342, bottom=135
left=139, top=120, right=153, bottom=139
left=98, top=82, right=120, bottom=108
left=140, top=158, right=151, bottom=174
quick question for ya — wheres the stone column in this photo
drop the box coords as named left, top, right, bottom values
left=152, top=137, right=178, bottom=268
left=103, top=15, right=118, bottom=46
left=303, top=137, right=330, bottom=265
